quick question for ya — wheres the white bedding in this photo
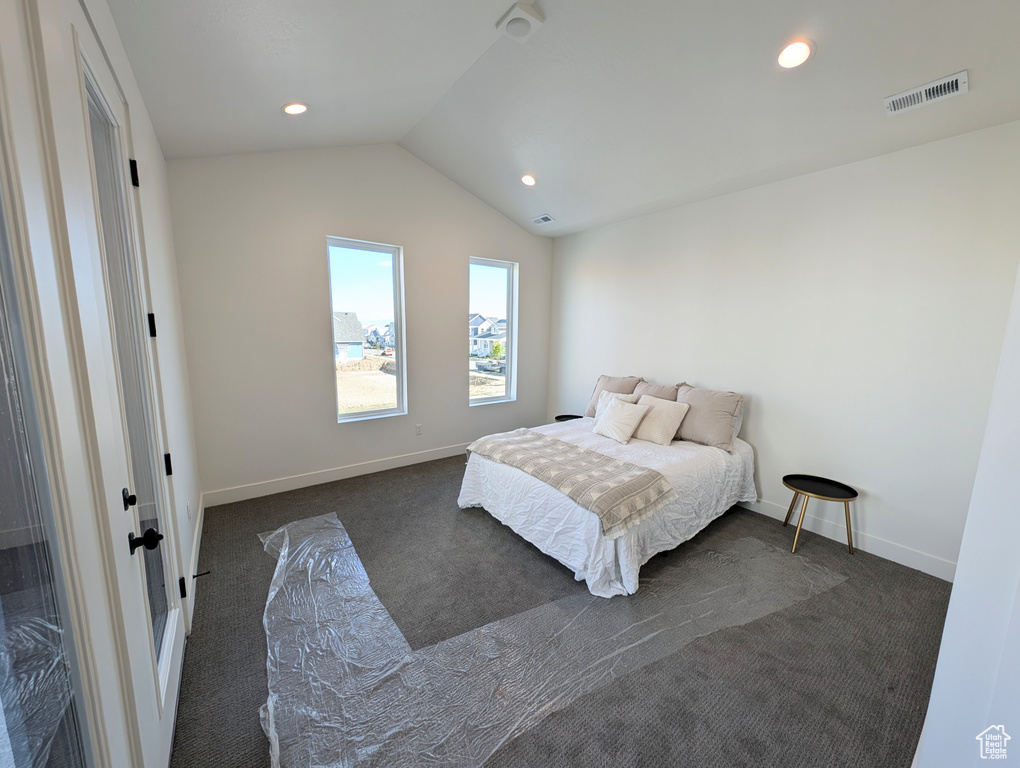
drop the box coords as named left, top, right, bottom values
left=458, top=417, right=757, bottom=597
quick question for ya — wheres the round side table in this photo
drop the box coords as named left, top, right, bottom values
left=554, top=414, right=582, bottom=422
left=782, top=474, right=858, bottom=555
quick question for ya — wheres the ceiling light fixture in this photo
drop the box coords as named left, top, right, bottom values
left=778, top=40, right=812, bottom=69
left=506, top=17, right=531, bottom=38
left=521, top=174, right=536, bottom=186
left=497, top=3, right=545, bottom=44
left=282, top=102, right=308, bottom=115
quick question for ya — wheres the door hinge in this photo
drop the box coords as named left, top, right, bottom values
left=129, top=158, right=140, bottom=188
left=164, top=452, right=173, bottom=476
left=147, top=313, right=157, bottom=338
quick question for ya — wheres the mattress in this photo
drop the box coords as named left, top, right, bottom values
left=458, top=417, right=757, bottom=597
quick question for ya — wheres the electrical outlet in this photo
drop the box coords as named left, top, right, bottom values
left=415, top=424, right=423, bottom=436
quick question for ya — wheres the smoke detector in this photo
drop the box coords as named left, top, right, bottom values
left=497, top=3, right=545, bottom=43
left=531, top=214, right=555, bottom=226
left=885, top=71, right=969, bottom=115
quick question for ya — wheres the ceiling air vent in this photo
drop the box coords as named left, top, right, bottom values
left=884, top=70, right=968, bottom=115
left=531, top=214, right=555, bottom=225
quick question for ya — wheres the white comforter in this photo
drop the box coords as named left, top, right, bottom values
left=458, top=418, right=757, bottom=597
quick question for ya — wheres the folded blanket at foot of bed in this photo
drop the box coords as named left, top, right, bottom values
left=466, top=428, right=677, bottom=539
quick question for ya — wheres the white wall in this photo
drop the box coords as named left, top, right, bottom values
left=548, top=121, right=1020, bottom=578
left=914, top=249, right=1020, bottom=765
left=167, top=145, right=552, bottom=503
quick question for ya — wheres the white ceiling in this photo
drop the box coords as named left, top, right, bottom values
left=105, top=0, right=509, bottom=154
left=107, top=0, right=1020, bottom=237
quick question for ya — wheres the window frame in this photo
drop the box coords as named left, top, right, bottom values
left=469, top=257, right=518, bottom=406
left=328, top=236, right=407, bottom=423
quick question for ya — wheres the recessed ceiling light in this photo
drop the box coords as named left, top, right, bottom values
left=282, top=103, right=308, bottom=115
left=506, top=17, right=531, bottom=38
left=521, top=174, right=536, bottom=186
left=497, top=2, right=544, bottom=43
left=778, top=40, right=812, bottom=69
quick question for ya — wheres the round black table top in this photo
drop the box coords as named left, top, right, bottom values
left=783, top=474, right=858, bottom=501
left=555, top=414, right=583, bottom=422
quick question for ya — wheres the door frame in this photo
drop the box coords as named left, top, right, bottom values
left=0, top=3, right=131, bottom=765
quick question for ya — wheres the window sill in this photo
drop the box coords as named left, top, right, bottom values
left=337, top=408, right=407, bottom=424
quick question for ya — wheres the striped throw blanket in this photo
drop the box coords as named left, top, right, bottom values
left=467, top=428, right=677, bottom=539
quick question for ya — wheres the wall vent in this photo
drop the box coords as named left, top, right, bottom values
left=531, top=214, right=555, bottom=225
left=884, top=70, right=968, bottom=115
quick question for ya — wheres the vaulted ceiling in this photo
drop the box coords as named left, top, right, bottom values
left=107, top=0, right=1020, bottom=236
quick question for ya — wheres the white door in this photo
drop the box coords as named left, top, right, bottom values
left=25, top=1, right=187, bottom=765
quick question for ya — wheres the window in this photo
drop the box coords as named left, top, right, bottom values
left=469, top=258, right=517, bottom=403
left=328, top=237, right=406, bottom=421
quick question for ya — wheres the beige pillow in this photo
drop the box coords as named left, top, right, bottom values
left=674, top=384, right=744, bottom=451
left=584, top=375, right=642, bottom=417
left=633, top=396, right=691, bottom=446
left=593, top=398, right=650, bottom=444
left=593, top=390, right=640, bottom=420
left=633, top=381, right=681, bottom=401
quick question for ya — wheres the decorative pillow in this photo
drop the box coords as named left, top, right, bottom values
left=592, top=399, right=650, bottom=444
left=584, top=375, right=642, bottom=418
left=632, top=396, right=691, bottom=446
left=732, top=401, right=745, bottom=439
left=593, top=390, right=640, bottom=420
left=674, top=384, right=744, bottom=452
left=633, top=381, right=681, bottom=401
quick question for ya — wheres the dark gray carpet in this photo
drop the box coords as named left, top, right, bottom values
left=170, top=456, right=950, bottom=768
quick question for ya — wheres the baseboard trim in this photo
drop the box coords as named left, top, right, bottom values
left=741, top=498, right=957, bottom=582
left=201, top=443, right=471, bottom=508
left=185, top=500, right=205, bottom=631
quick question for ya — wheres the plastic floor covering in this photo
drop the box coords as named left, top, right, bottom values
left=259, top=513, right=847, bottom=768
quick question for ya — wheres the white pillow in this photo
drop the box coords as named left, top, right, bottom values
left=593, top=398, right=650, bottom=444
left=593, top=390, right=640, bottom=420
left=632, top=396, right=691, bottom=446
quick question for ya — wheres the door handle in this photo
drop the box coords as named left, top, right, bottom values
left=122, top=487, right=137, bottom=511
left=128, top=527, right=163, bottom=555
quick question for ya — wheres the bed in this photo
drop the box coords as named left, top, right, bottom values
left=458, top=416, right=757, bottom=597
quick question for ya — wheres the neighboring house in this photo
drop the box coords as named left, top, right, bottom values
left=362, top=322, right=396, bottom=349
left=469, top=313, right=507, bottom=356
left=473, top=330, right=506, bottom=357
left=469, top=313, right=494, bottom=340
left=363, top=324, right=382, bottom=347
left=470, top=313, right=506, bottom=355
left=332, top=311, right=365, bottom=363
